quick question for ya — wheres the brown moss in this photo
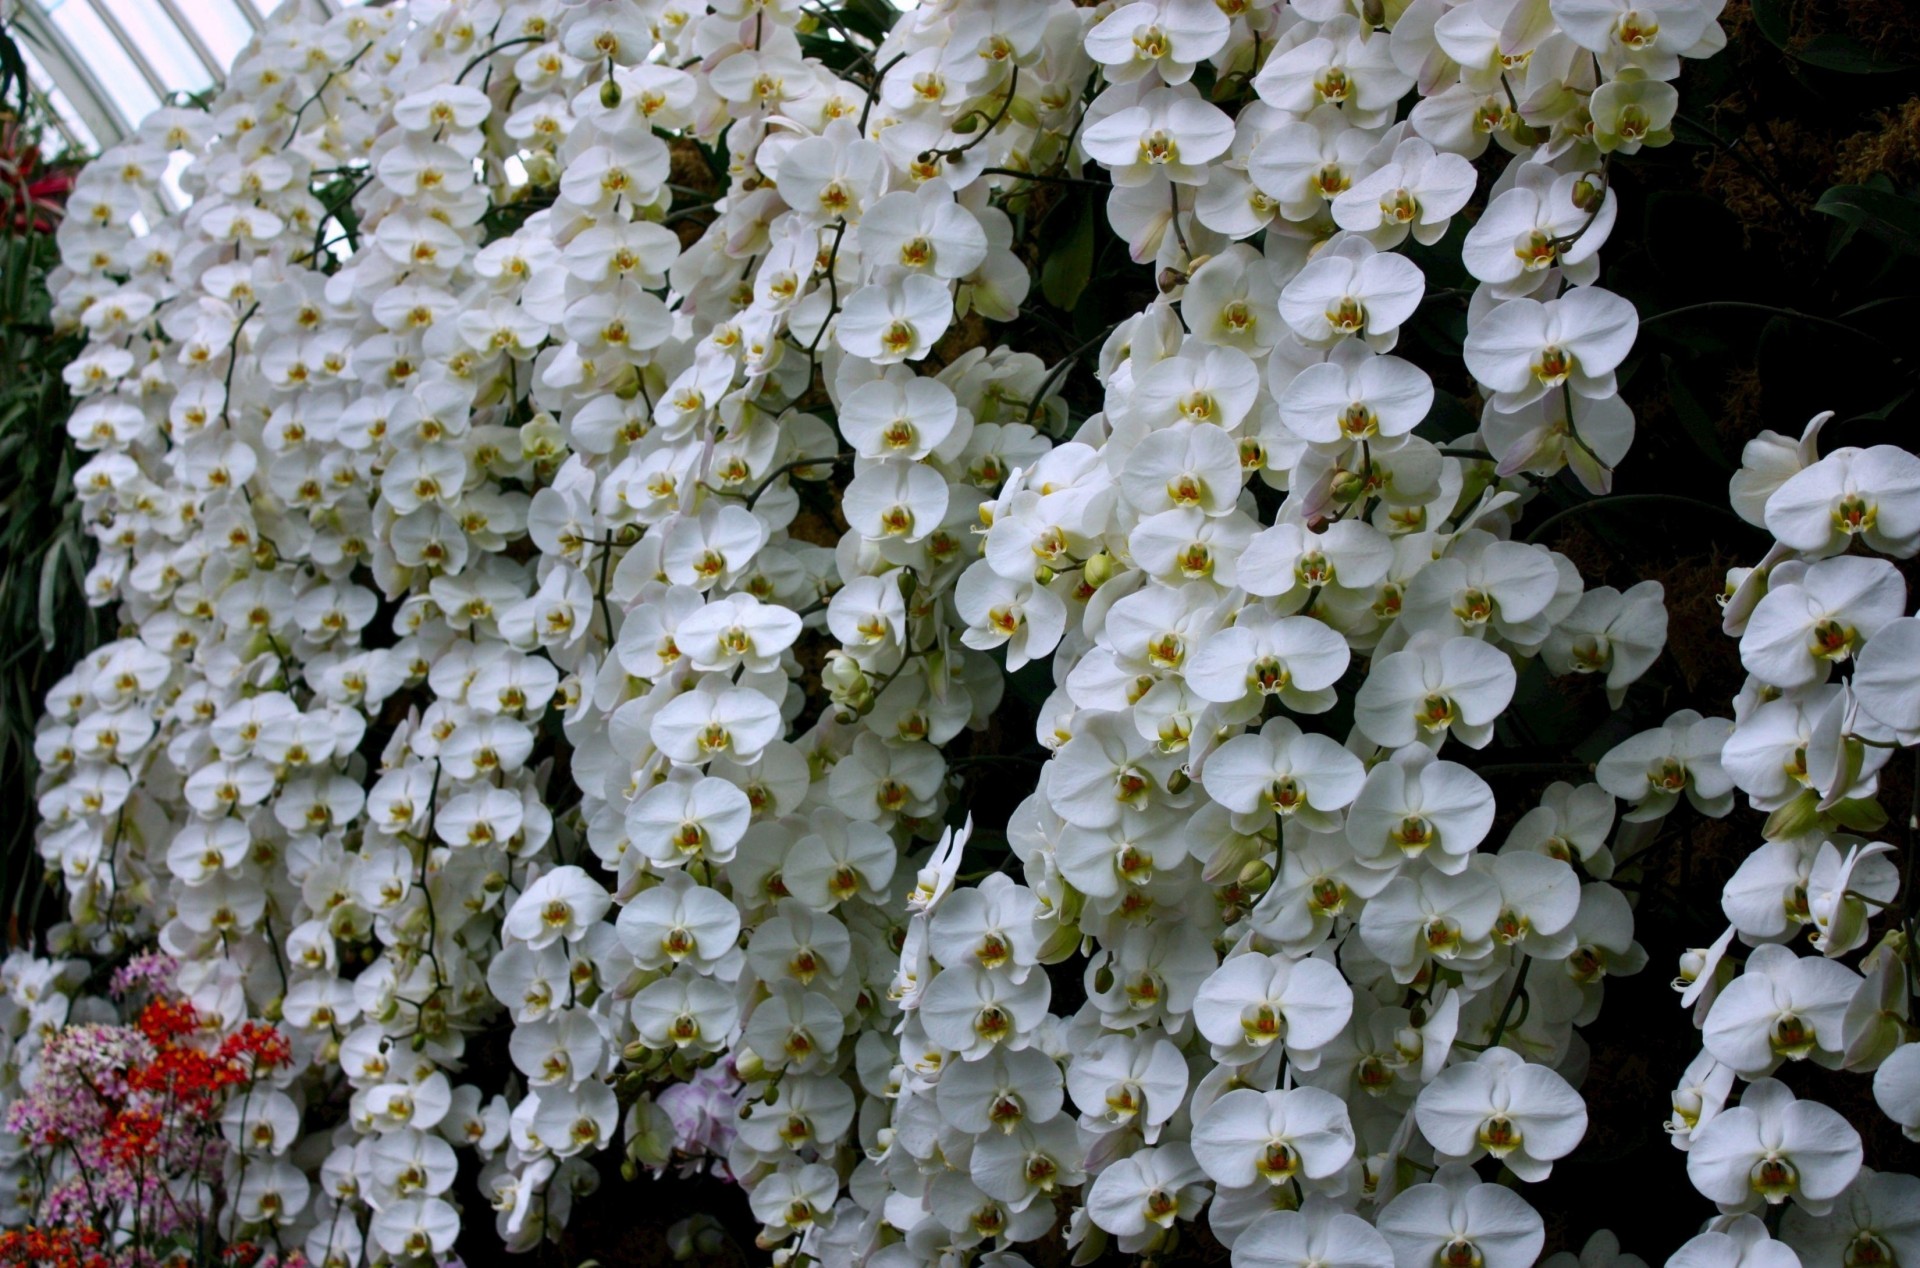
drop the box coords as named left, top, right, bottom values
left=1692, top=116, right=1838, bottom=255
left=1732, top=0, right=1920, bottom=60
left=1546, top=522, right=1612, bottom=592
left=1719, top=0, right=1754, bottom=41
left=672, top=212, right=713, bottom=252
left=1659, top=811, right=1747, bottom=896
left=668, top=136, right=720, bottom=199
left=1828, top=0, right=1920, bottom=58
left=1836, top=97, right=1920, bottom=185
left=926, top=308, right=993, bottom=374
left=786, top=507, right=842, bottom=549
left=1645, top=553, right=1740, bottom=698
left=1695, top=0, right=1920, bottom=255
left=1717, top=365, right=1766, bottom=445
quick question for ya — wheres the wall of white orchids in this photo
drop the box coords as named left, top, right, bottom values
left=6, top=0, right=1919, bottom=1265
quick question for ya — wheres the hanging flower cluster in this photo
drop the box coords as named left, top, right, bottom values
left=0, top=950, right=93, bottom=1228
left=870, top=0, right=1722, bottom=1259
left=1644, top=413, right=1920, bottom=1254
left=16, top=0, right=1915, bottom=1265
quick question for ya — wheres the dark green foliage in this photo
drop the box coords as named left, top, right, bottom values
left=1, top=18, right=100, bottom=944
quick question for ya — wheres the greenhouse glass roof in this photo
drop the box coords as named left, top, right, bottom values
left=10, top=0, right=351, bottom=159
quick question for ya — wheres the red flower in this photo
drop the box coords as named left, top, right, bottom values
left=1, top=118, right=74, bottom=234
left=100, top=1106, right=163, bottom=1165
left=0, top=1226, right=111, bottom=1268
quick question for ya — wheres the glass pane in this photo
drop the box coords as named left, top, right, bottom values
left=40, top=0, right=162, bottom=131
left=17, top=42, right=101, bottom=155
left=178, top=0, right=254, bottom=71
left=101, top=0, right=216, bottom=95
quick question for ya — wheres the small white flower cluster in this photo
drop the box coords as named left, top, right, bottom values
left=0, top=951, right=96, bottom=1223
left=1642, top=411, right=1920, bottom=1257
left=23, top=0, right=1915, bottom=1264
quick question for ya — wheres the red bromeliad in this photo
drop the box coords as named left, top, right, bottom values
left=0, top=118, right=73, bottom=233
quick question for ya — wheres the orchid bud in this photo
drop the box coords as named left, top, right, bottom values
left=1329, top=468, right=1368, bottom=503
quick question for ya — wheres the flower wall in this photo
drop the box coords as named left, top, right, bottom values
left=7, top=0, right=1920, bottom=1265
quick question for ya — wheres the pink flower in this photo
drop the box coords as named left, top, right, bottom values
left=108, top=952, right=179, bottom=1000
left=655, top=1061, right=744, bottom=1172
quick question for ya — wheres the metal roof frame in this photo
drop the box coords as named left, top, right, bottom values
left=8, top=0, right=347, bottom=151
left=8, top=2, right=123, bottom=152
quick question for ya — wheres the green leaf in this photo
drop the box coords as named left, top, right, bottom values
left=1849, top=388, right=1915, bottom=424
left=1789, top=33, right=1913, bottom=74
left=1500, top=659, right=1584, bottom=750
left=1827, top=797, right=1890, bottom=834
left=1763, top=792, right=1824, bottom=840
left=1040, top=198, right=1095, bottom=313
left=1661, top=355, right=1734, bottom=470
left=1751, top=0, right=1792, bottom=46
left=35, top=536, right=65, bottom=650
left=1414, top=391, right=1478, bottom=446
left=1751, top=0, right=1914, bottom=73
left=1813, top=184, right=1920, bottom=258
left=837, top=0, right=899, bottom=42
